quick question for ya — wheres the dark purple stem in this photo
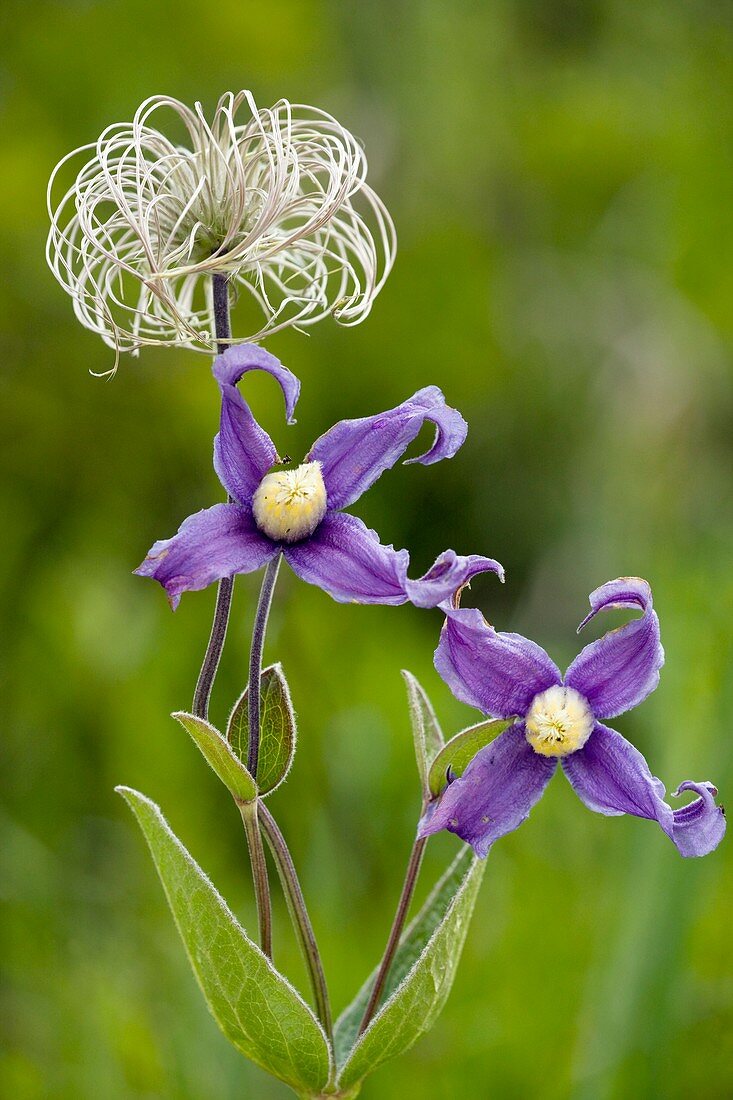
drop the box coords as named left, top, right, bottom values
left=192, top=275, right=234, bottom=720
left=259, top=804, right=333, bottom=1041
left=358, top=834, right=428, bottom=1035
left=212, top=271, right=232, bottom=354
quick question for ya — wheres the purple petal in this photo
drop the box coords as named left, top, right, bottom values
left=434, top=606, right=561, bottom=719
left=562, top=723, right=725, bottom=857
left=404, top=551, right=504, bottom=609
left=284, top=512, right=409, bottom=605
left=212, top=344, right=301, bottom=504
left=134, top=503, right=278, bottom=609
left=306, top=386, right=467, bottom=510
left=669, top=781, right=726, bottom=858
left=418, top=724, right=557, bottom=857
left=565, top=577, right=664, bottom=719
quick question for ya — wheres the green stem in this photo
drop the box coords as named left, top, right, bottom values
left=259, top=803, right=333, bottom=1043
left=358, top=834, right=427, bottom=1034
left=239, top=801, right=273, bottom=959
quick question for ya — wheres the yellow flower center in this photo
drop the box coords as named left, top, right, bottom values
left=252, top=462, right=328, bottom=543
left=525, top=685, right=594, bottom=758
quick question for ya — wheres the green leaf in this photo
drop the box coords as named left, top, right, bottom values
left=427, top=717, right=514, bottom=797
left=401, top=670, right=444, bottom=800
left=173, top=712, right=257, bottom=803
left=334, top=847, right=483, bottom=1084
left=117, top=787, right=331, bottom=1094
left=227, top=663, right=296, bottom=796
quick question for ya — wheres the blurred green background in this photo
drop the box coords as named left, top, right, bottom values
left=1, top=1, right=732, bottom=1096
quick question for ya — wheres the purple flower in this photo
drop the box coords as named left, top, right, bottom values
left=419, top=577, right=725, bottom=858
left=136, top=345, right=501, bottom=609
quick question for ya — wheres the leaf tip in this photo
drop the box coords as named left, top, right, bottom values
left=115, top=784, right=144, bottom=809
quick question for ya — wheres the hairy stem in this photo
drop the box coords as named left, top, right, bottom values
left=192, top=274, right=234, bottom=720
left=259, top=803, right=333, bottom=1043
left=358, top=835, right=428, bottom=1035
left=239, top=802, right=273, bottom=959
left=248, top=561, right=333, bottom=1040
left=234, top=556, right=280, bottom=962
left=247, top=556, right=281, bottom=777
left=192, top=575, right=234, bottom=720
left=212, top=271, right=232, bottom=354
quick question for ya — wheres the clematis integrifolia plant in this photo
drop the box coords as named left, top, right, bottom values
left=135, top=344, right=499, bottom=610
left=53, top=88, right=725, bottom=1100
left=47, top=91, right=395, bottom=361
left=420, top=577, right=726, bottom=857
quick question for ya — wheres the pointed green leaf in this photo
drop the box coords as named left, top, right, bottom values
left=117, top=787, right=331, bottom=1094
left=427, top=717, right=514, bottom=797
left=334, top=847, right=483, bottom=1084
left=227, top=664, right=296, bottom=796
left=173, top=712, right=257, bottom=803
left=401, top=670, right=444, bottom=799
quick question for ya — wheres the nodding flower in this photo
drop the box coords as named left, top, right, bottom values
left=135, top=343, right=502, bottom=610
left=420, top=576, right=725, bottom=859
left=47, top=91, right=396, bottom=368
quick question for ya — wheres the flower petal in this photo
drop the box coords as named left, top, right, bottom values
left=404, top=551, right=504, bottom=609
left=212, top=344, right=301, bottom=504
left=134, top=503, right=278, bottom=609
left=669, top=781, right=726, bottom=858
left=418, top=724, right=557, bottom=857
left=434, top=606, right=561, bottom=719
left=562, top=723, right=725, bottom=857
left=306, top=386, right=467, bottom=510
left=284, top=512, right=409, bottom=605
left=565, top=577, right=664, bottom=719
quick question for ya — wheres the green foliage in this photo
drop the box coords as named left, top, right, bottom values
left=117, top=787, right=332, bottom=1096
left=336, top=848, right=484, bottom=1091
left=428, top=718, right=514, bottom=796
left=117, top=784, right=484, bottom=1097
left=173, top=712, right=257, bottom=803
left=228, top=664, right=297, bottom=796
left=402, top=670, right=444, bottom=801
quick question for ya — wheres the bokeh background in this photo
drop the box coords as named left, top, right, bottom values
left=2, top=2, right=732, bottom=1097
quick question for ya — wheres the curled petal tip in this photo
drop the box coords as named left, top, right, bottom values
left=673, top=780, right=718, bottom=800
left=670, top=779, right=726, bottom=857
left=307, top=385, right=468, bottom=510
left=405, top=552, right=504, bottom=609
left=577, top=576, right=653, bottom=633
left=213, top=343, right=301, bottom=423
left=566, top=577, right=663, bottom=720
left=564, top=729, right=726, bottom=858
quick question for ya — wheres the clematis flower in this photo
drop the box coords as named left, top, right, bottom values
left=135, top=344, right=501, bottom=609
left=47, top=91, right=395, bottom=362
left=419, top=577, right=725, bottom=858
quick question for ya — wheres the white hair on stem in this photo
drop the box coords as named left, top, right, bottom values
left=47, top=91, right=396, bottom=371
